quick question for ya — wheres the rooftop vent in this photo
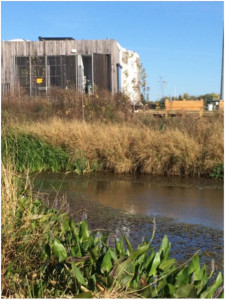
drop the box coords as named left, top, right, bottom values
left=38, top=36, right=75, bottom=41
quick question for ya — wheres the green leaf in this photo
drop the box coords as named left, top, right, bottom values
left=174, top=284, right=198, bottom=298
left=159, top=235, right=170, bottom=258
left=143, top=248, right=155, bottom=270
left=188, top=254, right=200, bottom=275
left=159, top=258, right=176, bottom=272
left=70, top=219, right=78, bottom=236
left=71, top=263, right=86, bottom=286
left=108, top=248, right=118, bottom=262
left=115, top=237, right=125, bottom=256
left=52, top=238, right=67, bottom=263
left=200, top=272, right=223, bottom=298
left=149, top=252, right=161, bottom=277
left=112, top=259, right=135, bottom=286
left=101, top=250, right=112, bottom=273
left=175, top=266, right=190, bottom=287
left=79, top=220, right=89, bottom=240
left=124, top=235, right=133, bottom=255
left=129, top=243, right=150, bottom=260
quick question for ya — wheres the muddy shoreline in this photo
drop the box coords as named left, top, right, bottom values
left=43, top=189, right=223, bottom=275
left=33, top=172, right=224, bottom=275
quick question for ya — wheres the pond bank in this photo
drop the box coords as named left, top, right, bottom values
left=2, top=163, right=224, bottom=298
left=2, top=116, right=224, bottom=177
left=33, top=172, right=224, bottom=274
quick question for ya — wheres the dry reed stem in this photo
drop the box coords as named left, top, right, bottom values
left=5, top=116, right=224, bottom=176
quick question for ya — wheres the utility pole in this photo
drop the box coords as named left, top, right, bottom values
left=220, top=31, right=224, bottom=101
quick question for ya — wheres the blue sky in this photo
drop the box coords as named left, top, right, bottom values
left=1, top=1, right=224, bottom=101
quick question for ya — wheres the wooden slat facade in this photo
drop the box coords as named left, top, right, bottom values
left=1, top=39, right=120, bottom=94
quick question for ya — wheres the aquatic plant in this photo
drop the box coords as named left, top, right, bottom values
left=210, top=164, right=224, bottom=179
left=2, top=163, right=224, bottom=298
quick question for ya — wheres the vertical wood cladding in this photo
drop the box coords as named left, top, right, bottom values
left=1, top=40, right=120, bottom=94
left=93, top=53, right=111, bottom=91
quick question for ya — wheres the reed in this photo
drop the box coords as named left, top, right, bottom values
left=4, top=115, right=223, bottom=177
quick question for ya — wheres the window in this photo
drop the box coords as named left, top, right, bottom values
left=47, top=56, right=61, bottom=87
left=15, top=56, right=30, bottom=89
left=62, top=56, right=76, bottom=88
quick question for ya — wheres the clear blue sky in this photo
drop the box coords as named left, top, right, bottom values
left=1, top=1, right=224, bottom=101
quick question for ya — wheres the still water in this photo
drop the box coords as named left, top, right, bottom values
left=33, top=172, right=224, bottom=269
left=33, top=172, right=223, bottom=230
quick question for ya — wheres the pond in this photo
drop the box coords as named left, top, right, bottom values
left=33, top=172, right=224, bottom=272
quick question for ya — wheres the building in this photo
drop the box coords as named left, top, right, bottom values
left=1, top=37, right=141, bottom=103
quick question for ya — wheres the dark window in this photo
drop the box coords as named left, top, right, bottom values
left=47, top=55, right=76, bottom=88
left=31, top=56, right=46, bottom=83
left=62, top=56, right=76, bottom=88
left=93, top=54, right=111, bottom=91
left=47, top=56, right=61, bottom=87
left=15, top=56, right=30, bottom=88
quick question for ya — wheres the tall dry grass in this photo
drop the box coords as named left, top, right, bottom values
left=1, top=163, right=24, bottom=294
left=6, top=115, right=223, bottom=176
left=2, top=88, right=132, bottom=124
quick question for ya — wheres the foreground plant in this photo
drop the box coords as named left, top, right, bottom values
left=1, top=165, right=224, bottom=298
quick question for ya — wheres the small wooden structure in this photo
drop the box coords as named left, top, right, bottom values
left=165, top=99, right=204, bottom=117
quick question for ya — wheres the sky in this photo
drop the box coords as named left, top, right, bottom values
left=1, top=1, right=224, bottom=101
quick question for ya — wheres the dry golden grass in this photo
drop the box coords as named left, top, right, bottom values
left=1, top=163, right=20, bottom=293
left=7, top=114, right=224, bottom=176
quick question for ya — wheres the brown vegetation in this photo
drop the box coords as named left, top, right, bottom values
left=2, top=89, right=224, bottom=177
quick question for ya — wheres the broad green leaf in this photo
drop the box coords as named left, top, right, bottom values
left=101, top=250, right=112, bottom=273
left=173, top=284, right=198, bottom=298
left=200, top=272, right=223, bottom=298
left=112, top=259, right=135, bottom=284
left=188, top=254, right=200, bottom=275
left=159, top=235, right=170, bottom=256
left=167, top=283, right=176, bottom=296
left=52, top=238, right=67, bottom=263
left=109, top=248, right=118, bottom=262
left=175, top=266, right=190, bottom=287
left=149, top=252, right=161, bottom=277
left=129, top=243, right=150, bottom=260
left=71, top=263, right=87, bottom=286
left=143, top=248, right=155, bottom=270
left=159, top=258, right=176, bottom=272
left=79, top=220, right=89, bottom=240
left=141, top=287, right=153, bottom=298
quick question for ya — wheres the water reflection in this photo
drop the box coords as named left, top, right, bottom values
left=33, top=172, right=224, bottom=230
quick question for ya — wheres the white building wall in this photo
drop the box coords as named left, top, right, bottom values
left=117, top=43, right=141, bottom=104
